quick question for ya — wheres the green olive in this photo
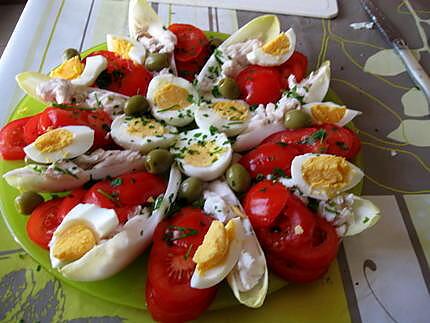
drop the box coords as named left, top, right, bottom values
left=179, top=177, right=203, bottom=203
left=283, top=109, right=312, bottom=129
left=124, top=95, right=150, bottom=116
left=218, top=77, right=241, bottom=100
left=15, top=191, right=44, bottom=215
left=226, top=163, right=251, bottom=193
left=145, top=149, right=173, bottom=174
left=209, top=38, right=224, bottom=48
left=63, top=48, right=80, bottom=61
left=144, top=53, right=170, bottom=72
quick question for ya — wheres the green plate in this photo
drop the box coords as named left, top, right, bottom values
left=0, top=31, right=362, bottom=311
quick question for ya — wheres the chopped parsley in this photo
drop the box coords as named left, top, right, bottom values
left=363, top=216, right=370, bottom=224
left=209, top=125, right=219, bottom=135
left=110, top=178, right=123, bottom=187
left=158, top=104, right=180, bottom=113
left=163, top=225, right=199, bottom=244
left=285, top=86, right=305, bottom=104
left=51, top=103, right=95, bottom=111
left=301, top=129, right=327, bottom=145
left=211, top=85, right=221, bottom=98
left=336, top=141, right=349, bottom=150
left=96, top=189, right=120, bottom=206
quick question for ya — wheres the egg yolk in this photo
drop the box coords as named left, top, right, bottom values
left=52, top=223, right=96, bottom=262
left=110, top=38, right=133, bottom=59
left=34, top=128, right=74, bottom=153
left=302, top=155, right=350, bottom=196
left=211, top=101, right=249, bottom=121
left=49, top=56, right=85, bottom=80
left=183, top=141, right=225, bottom=167
left=262, top=33, right=291, bottom=56
left=193, top=220, right=236, bottom=273
left=154, top=83, right=191, bottom=110
left=311, top=105, right=346, bottom=124
left=127, top=118, right=166, bottom=136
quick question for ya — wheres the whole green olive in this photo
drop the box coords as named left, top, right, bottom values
left=209, top=38, right=224, bottom=49
left=226, top=163, right=251, bottom=193
left=124, top=95, right=150, bottom=116
left=15, top=191, right=44, bottom=215
left=179, top=177, right=203, bottom=203
left=63, top=48, right=80, bottom=62
left=145, top=149, right=173, bottom=174
left=144, top=53, right=170, bottom=72
left=283, top=109, right=312, bottom=129
left=218, top=77, right=241, bottom=100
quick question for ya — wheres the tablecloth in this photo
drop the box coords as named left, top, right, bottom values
left=0, top=0, right=429, bottom=322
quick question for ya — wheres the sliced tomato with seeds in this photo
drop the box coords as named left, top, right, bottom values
left=279, top=51, right=308, bottom=89
left=57, top=188, right=86, bottom=221
left=0, top=116, right=33, bottom=160
left=26, top=198, right=64, bottom=249
left=323, top=124, right=361, bottom=159
left=23, top=113, right=44, bottom=144
left=239, top=142, right=301, bottom=178
left=168, top=24, right=209, bottom=62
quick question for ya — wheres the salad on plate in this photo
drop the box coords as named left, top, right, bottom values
left=0, top=0, right=381, bottom=321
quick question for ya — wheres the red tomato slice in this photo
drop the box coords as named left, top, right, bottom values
left=83, top=172, right=167, bottom=223
left=176, top=45, right=210, bottom=81
left=0, top=116, right=32, bottom=160
left=236, top=65, right=283, bottom=105
left=23, top=113, right=44, bottom=144
left=239, top=142, right=301, bottom=178
left=57, top=188, right=87, bottom=221
left=250, top=188, right=316, bottom=254
left=279, top=51, right=308, bottom=89
left=266, top=253, right=328, bottom=284
left=322, top=124, right=361, bottom=159
left=243, top=180, right=290, bottom=228
left=38, top=107, right=112, bottom=148
left=26, top=198, right=64, bottom=249
left=88, top=50, right=152, bottom=96
left=168, top=24, right=209, bottom=62
left=147, top=207, right=217, bottom=323
left=284, top=216, right=340, bottom=270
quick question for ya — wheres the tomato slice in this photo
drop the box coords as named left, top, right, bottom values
left=168, top=24, right=209, bottom=62
left=147, top=207, right=217, bottom=323
left=250, top=187, right=316, bottom=254
left=83, top=172, right=167, bottom=223
left=88, top=50, right=152, bottom=96
left=26, top=198, right=64, bottom=249
left=236, top=65, right=283, bottom=105
left=239, top=142, right=301, bottom=178
left=176, top=45, right=210, bottom=81
left=284, top=216, right=340, bottom=270
left=266, top=253, right=328, bottom=284
left=243, top=180, right=290, bottom=228
left=279, top=51, right=308, bottom=89
left=322, top=124, right=361, bottom=159
left=0, top=116, right=32, bottom=160
left=23, top=113, right=44, bottom=144
left=57, top=188, right=86, bottom=221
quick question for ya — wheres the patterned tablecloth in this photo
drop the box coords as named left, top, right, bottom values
left=0, top=0, right=429, bottom=322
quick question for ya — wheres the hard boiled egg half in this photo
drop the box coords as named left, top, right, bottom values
left=246, top=29, right=296, bottom=66
left=291, top=153, right=364, bottom=200
left=107, top=34, right=146, bottom=65
left=23, top=126, right=94, bottom=164
left=302, top=102, right=362, bottom=127
left=147, top=74, right=199, bottom=127
left=191, top=218, right=245, bottom=289
left=195, top=99, right=251, bottom=137
left=111, top=114, right=177, bottom=153
left=171, top=128, right=232, bottom=181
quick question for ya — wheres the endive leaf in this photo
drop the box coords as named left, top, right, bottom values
left=128, top=0, right=164, bottom=40
left=15, top=71, right=50, bottom=102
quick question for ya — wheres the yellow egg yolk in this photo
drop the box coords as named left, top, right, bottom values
left=52, top=223, right=96, bottom=262
left=302, top=155, right=351, bottom=197
left=127, top=118, right=166, bottom=136
left=34, top=128, right=74, bottom=153
left=211, top=101, right=249, bottom=121
left=154, top=84, right=191, bottom=111
left=110, top=38, right=134, bottom=59
left=193, top=220, right=236, bottom=273
left=311, top=105, right=346, bottom=124
left=49, top=56, right=85, bottom=80
left=183, top=141, right=225, bottom=167
left=262, top=33, right=291, bottom=56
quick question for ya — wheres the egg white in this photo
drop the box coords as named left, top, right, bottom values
left=302, top=102, right=362, bottom=127
left=195, top=99, right=250, bottom=137
left=110, top=114, right=177, bottom=153
left=24, top=125, right=94, bottom=164
left=71, top=55, right=107, bottom=87
left=147, top=74, right=198, bottom=127
left=191, top=217, right=245, bottom=289
left=106, top=34, right=146, bottom=65
left=291, top=153, right=364, bottom=200
left=171, top=129, right=232, bottom=181
left=246, top=29, right=296, bottom=67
